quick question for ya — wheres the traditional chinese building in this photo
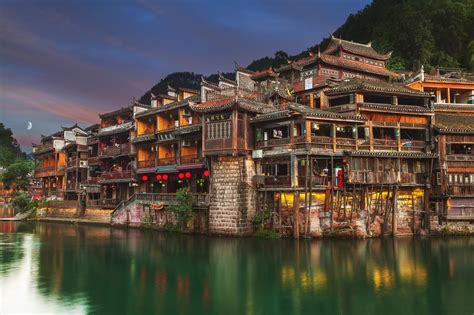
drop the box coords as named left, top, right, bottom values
left=33, top=125, right=89, bottom=199
left=407, top=68, right=474, bottom=222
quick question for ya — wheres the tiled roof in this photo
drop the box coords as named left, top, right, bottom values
left=98, top=121, right=133, bottom=137
left=324, top=36, right=392, bottom=61
left=320, top=55, right=398, bottom=78
left=189, top=96, right=274, bottom=114
left=251, top=68, right=278, bottom=81
left=325, top=78, right=430, bottom=97
left=135, top=95, right=201, bottom=118
left=344, top=151, right=437, bottom=159
left=359, top=103, right=433, bottom=114
left=99, top=106, right=133, bottom=119
left=219, top=74, right=237, bottom=86
left=274, top=63, right=303, bottom=73
left=250, top=110, right=292, bottom=123
left=288, top=103, right=367, bottom=122
left=132, top=133, right=156, bottom=144
left=235, top=63, right=256, bottom=75
left=434, top=103, right=474, bottom=112
left=174, top=124, right=202, bottom=136
left=434, top=113, right=474, bottom=134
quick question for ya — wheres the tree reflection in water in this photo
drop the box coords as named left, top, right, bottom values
left=0, top=222, right=473, bottom=315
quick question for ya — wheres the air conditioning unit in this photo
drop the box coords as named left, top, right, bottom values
left=252, top=150, right=263, bottom=159
left=79, top=160, right=88, bottom=168
left=182, top=109, right=191, bottom=116
left=182, top=140, right=192, bottom=147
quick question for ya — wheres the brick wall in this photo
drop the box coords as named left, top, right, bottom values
left=208, top=156, right=256, bottom=235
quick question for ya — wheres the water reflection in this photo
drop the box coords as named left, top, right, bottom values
left=0, top=222, right=473, bottom=315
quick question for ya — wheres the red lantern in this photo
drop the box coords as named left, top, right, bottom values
left=141, top=175, right=148, bottom=181
left=185, top=171, right=191, bottom=179
left=203, top=170, right=210, bottom=177
left=163, top=174, right=169, bottom=181
left=337, top=170, right=343, bottom=189
left=156, top=174, right=162, bottom=181
left=178, top=173, right=184, bottom=179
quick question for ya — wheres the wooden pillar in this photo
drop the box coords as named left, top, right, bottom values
left=332, top=124, right=337, bottom=152
left=309, top=93, right=314, bottom=108
left=436, top=89, right=441, bottom=103
left=243, top=111, right=248, bottom=151
left=201, top=116, right=206, bottom=153
left=392, top=186, right=399, bottom=236
left=369, top=121, right=373, bottom=151
left=305, top=120, right=311, bottom=143
left=447, top=88, right=451, bottom=103
left=294, top=190, right=300, bottom=239
left=397, top=123, right=401, bottom=151
left=232, top=109, right=238, bottom=153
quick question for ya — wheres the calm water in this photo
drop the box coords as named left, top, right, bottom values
left=0, top=222, right=472, bottom=315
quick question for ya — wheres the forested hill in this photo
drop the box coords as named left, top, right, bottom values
left=140, top=0, right=473, bottom=103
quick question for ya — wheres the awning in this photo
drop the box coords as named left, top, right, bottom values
left=176, top=163, right=205, bottom=171
left=136, top=168, right=156, bottom=175
left=156, top=165, right=178, bottom=174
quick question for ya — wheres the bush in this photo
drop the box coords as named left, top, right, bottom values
left=254, top=227, right=280, bottom=239
left=169, top=188, right=194, bottom=230
left=11, top=192, right=32, bottom=213
left=252, top=209, right=272, bottom=227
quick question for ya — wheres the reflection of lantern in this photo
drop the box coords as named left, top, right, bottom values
left=163, top=174, right=169, bottom=181
left=185, top=172, right=191, bottom=179
left=203, top=170, right=210, bottom=177
left=156, top=174, right=162, bottom=181
left=141, top=175, right=148, bottom=181
left=178, top=173, right=184, bottom=179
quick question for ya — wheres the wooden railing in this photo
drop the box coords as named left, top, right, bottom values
left=335, top=138, right=356, bottom=150
left=99, top=143, right=131, bottom=157
left=100, top=170, right=133, bottom=180
left=137, top=160, right=155, bottom=169
left=297, top=175, right=329, bottom=187
left=449, top=185, right=474, bottom=195
left=372, top=139, right=398, bottom=151
left=446, top=154, right=474, bottom=161
left=158, top=157, right=178, bottom=166
left=135, top=192, right=210, bottom=207
left=447, top=206, right=474, bottom=220
left=400, top=140, right=426, bottom=151
left=88, top=156, right=100, bottom=165
left=350, top=171, right=426, bottom=185
left=180, top=155, right=202, bottom=165
left=204, top=138, right=233, bottom=151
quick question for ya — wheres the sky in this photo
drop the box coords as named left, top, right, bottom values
left=0, top=0, right=371, bottom=152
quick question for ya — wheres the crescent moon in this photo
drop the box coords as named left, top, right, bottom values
left=27, top=121, right=33, bottom=130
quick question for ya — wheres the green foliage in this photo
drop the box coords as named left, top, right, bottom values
left=254, top=227, right=280, bottom=239
left=11, top=192, right=32, bottom=213
left=169, top=187, right=194, bottom=229
left=1, top=159, right=33, bottom=191
left=252, top=210, right=272, bottom=227
left=0, top=123, right=27, bottom=168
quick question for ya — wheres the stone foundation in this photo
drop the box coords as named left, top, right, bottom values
left=208, top=156, right=256, bottom=235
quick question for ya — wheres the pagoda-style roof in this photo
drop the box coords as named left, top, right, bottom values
left=99, top=106, right=133, bottom=119
left=85, top=123, right=100, bottom=133
left=235, top=63, right=256, bottom=75
left=201, top=77, right=221, bottom=90
left=288, top=103, right=367, bottom=122
left=274, top=63, right=303, bottom=73
left=324, top=36, right=392, bottom=61
left=219, top=74, right=237, bottom=86
left=135, top=95, right=201, bottom=118
left=250, top=110, right=292, bottom=123
left=189, top=96, right=275, bottom=114
left=433, top=103, right=474, bottom=112
left=325, top=78, right=430, bottom=97
left=320, top=55, right=398, bottom=78
left=251, top=68, right=278, bottom=81
left=434, top=113, right=474, bottom=134
left=98, top=121, right=133, bottom=137
left=358, top=103, right=433, bottom=114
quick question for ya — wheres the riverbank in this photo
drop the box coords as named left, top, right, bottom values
left=17, top=206, right=473, bottom=238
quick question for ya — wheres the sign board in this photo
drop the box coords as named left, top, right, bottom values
left=304, top=77, right=313, bottom=90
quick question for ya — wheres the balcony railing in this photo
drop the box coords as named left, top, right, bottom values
left=180, top=155, right=201, bottom=165
left=448, top=185, right=474, bottom=195
left=446, top=154, right=474, bottom=161
left=88, top=156, right=100, bottom=165
left=158, top=157, right=178, bottom=166
left=400, top=140, right=426, bottom=151
left=297, top=175, right=329, bottom=187
left=447, top=205, right=474, bottom=220
left=372, top=139, right=398, bottom=151
left=134, top=192, right=210, bottom=207
left=99, top=143, right=131, bottom=157
left=137, top=160, right=155, bottom=169
left=100, top=170, right=133, bottom=180
left=350, top=171, right=426, bottom=185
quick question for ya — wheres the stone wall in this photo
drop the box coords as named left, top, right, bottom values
left=208, top=156, right=256, bottom=235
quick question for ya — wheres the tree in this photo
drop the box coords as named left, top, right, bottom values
left=169, top=187, right=194, bottom=231
left=1, top=159, right=33, bottom=191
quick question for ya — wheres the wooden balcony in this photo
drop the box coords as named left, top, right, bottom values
left=67, top=159, right=77, bottom=168
left=137, top=160, right=155, bottom=169
left=34, top=166, right=65, bottom=177
left=372, top=139, right=398, bottom=151
left=255, top=175, right=291, bottom=188
left=87, top=136, right=98, bottom=145
left=100, top=170, right=133, bottom=180
left=350, top=171, right=426, bottom=185
left=297, top=175, right=329, bottom=187
left=88, top=156, right=100, bottom=165
left=400, top=140, right=426, bottom=151
left=446, top=206, right=474, bottom=220
left=180, top=155, right=202, bottom=165
left=448, top=185, right=474, bottom=196
left=134, top=192, right=210, bottom=207
left=311, top=136, right=333, bottom=150
left=335, top=138, right=356, bottom=150
left=158, top=157, right=178, bottom=166
left=446, top=154, right=474, bottom=162
left=99, top=143, right=131, bottom=158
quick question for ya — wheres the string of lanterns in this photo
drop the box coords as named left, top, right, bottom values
left=141, top=170, right=209, bottom=182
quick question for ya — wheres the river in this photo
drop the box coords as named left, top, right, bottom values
left=0, top=222, right=472, bottom=315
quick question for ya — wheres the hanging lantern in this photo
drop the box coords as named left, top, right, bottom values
left=178, top=173, right=184, bottom=179
left=156, top=174, right=162, bottom=181
left=163, top=174, right=169, bottom=181
left=203, top=170, right=210, bottom=177
left=185, top=171, right=191, bottom=179
left=141, top=175, right=148, bottom=181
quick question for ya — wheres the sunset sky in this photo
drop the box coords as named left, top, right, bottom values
left=0, top=0, right=370, bottom=152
